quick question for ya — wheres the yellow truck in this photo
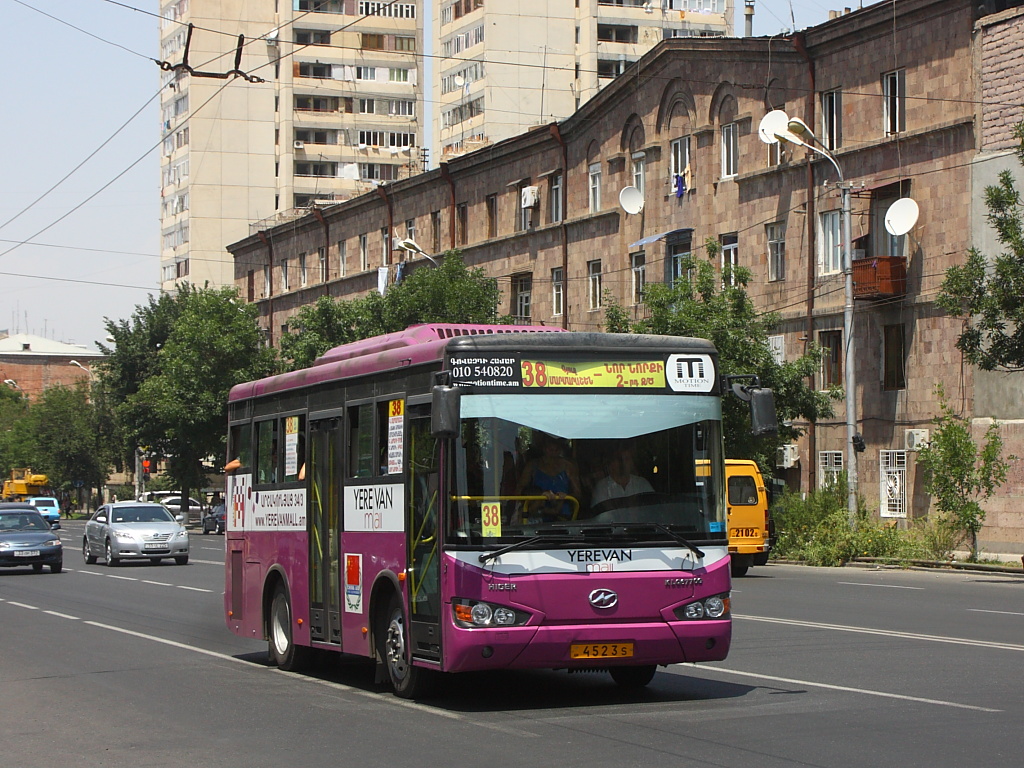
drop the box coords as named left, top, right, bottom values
left=2, top=468, right=50, bottom=501
left=725, top=459, right=773, bottom=577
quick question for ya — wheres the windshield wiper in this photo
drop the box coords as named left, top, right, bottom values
left=478, top=535, right=575, bottom=564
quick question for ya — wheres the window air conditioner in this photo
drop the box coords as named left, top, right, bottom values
left=521, top=185, right=539, bottom=208
left=776, top=444, right=799, bottom=469
left=293, top=140, right=305, bottom=150
left=904, top=429, right=930, bottom=451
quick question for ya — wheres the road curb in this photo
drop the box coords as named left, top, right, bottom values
left=770, top=557, right=1024, bottom=577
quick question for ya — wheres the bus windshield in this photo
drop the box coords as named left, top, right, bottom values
left=449, top=394, right=725, bottom=544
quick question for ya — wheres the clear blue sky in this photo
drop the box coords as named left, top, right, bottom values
left=0, top=0, right=846, bottom=351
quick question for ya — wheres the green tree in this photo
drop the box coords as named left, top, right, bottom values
left=937, top=122, right=1024, bottom=370
left=610, top=243, right=839, bottom=464
left=99, top=285, right=278, bottom=513
left=0, top=384, right=32, bottom=479
left=916, top=386, right=1014, bottom=561
left=279, top=251, right=507, bottom=369
left=27, top=382, right=111, bottom=503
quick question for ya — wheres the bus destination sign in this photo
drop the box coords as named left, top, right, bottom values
left=448, top=353, right=714, bottom=391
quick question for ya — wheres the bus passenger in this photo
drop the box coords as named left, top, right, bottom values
left=590, top=442, right=654, bottom=508
left=515, top=433, right=580, bottom=521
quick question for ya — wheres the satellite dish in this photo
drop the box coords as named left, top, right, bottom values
left=619, top=186, right=645, bottom=215
left=758, top=110, right=790, bottom=144
left=453, top=74, right=465, bottom=87
left=884, top=197, right=919, bottom=236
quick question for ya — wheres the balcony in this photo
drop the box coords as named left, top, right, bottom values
left=852, top=256, right=907, bottom=300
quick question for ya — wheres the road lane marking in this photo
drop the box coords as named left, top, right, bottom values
left=736, top=614, right=1024, bottom=653
left=107, top=575, right=137, bottom=581
left=837, top=581, right=924, bottom=590
left=6, top=601, right=38, bottom=610
left=968, top=608, right=1024, bottom=617
left=143, top=580, right=172, bottom=586
left=684, top=665, right=1001, bottom=713
left=177, top=585, right=213, bottom=593
left=44, top=610, right=80, bottom=620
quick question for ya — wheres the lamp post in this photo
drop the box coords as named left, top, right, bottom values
left=760, top=110, right=859, bottom=521
left=394, top=237, right=440, bottom=267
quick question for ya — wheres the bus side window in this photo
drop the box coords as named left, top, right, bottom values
left=228, top=423, right=253, bottom=470
left=256, top=419, right=278, bottom=485
left=283, top=415, right=306, bottom=483
left=348, top=403, right=374, bottom=478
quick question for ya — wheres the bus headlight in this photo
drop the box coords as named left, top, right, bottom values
left=452, top=599, right=530, bottom=628
left=674, top=593, right=730, bottom=621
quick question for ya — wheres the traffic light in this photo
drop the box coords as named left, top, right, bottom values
left=852, top=434, right=866, bottom=453
left=142, top=457, right=151, bottom=481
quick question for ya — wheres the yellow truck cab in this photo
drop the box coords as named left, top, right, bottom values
left=725, top=459, right=772, bottom=577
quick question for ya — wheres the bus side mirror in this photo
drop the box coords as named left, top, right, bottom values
left=749, top=388, right=778, bottom=436
left=431, top=385, right=460, bottom=438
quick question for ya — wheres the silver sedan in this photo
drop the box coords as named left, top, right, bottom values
left=83, top=502, right=190, bottom=566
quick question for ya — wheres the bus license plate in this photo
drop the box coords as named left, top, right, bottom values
left=570, top=642, right=634, bottom=659
left=731, top=528, right=757, bottom=538
left=14, top=550, right=39, bottom=557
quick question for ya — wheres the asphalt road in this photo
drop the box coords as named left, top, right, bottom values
left=2, top=520, right=1021, bottom=767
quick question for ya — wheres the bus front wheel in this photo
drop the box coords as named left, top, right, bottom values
left=268, top=583, right=309, bottom=672
left=379, top=594, right=435, bottom=699
left=609, top=665, right=657, bottom=689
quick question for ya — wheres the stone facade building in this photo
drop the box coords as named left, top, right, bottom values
left=229, top=0, right=1024, bottom=554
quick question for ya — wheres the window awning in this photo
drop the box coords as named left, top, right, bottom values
left=628, top=228, right=692, bottom=250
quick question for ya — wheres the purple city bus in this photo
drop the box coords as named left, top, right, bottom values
left=224, top=324, right=775, bottom=697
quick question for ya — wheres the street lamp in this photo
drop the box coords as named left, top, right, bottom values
left=759, top=109, right=859, bottom=522
left=3, top=379, right=19, bottom=389
left=69, top=359, right=91, bottom=376
left=394, top=238, right=440, bottom=267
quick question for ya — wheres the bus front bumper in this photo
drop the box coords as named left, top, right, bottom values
left=442, top=619, right=731, bottom=674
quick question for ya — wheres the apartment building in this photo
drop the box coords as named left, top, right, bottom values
left=434, top=0, right=732, bottom=159
left=158, top=0, right=423, bottom=292
left=229, top=0, right=1024, bottom=553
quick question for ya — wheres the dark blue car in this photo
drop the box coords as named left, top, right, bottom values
left=0, top=504, right=63, bottom=574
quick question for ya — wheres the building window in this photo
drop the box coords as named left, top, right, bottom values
left=262, top=265, right=270, bottom=298
left=668, top=231, right=693, bottom=287
left=431, top=211, right=441, bottom=252
left=518, top=182, right=535, bottom=231
left=550, top=172, right=563, bottom=223
left=818, top=451, right=844, bottom=489
left=721, top=122, right=738, bottom=179
left=486, top=194, right=498, bottom=238
left=394, top=36, right=416, bottom=51
left=361, top=33, right=385, bottom=50
left=767, top=222, right=785, bottom=282
left=381, top=227, right=390, bottom=266
left=405, top=218, right=415, bottom=241
left=883, top=69, right=905, bottom=136
left=299, top=252, right=308, bottom=286
left=819, top=330, right=842, bottom=387
left=631, top=153, right=646, bottom=198
left=630, top=252, right=646, bottom=305
left=456, top=202, right=468, bottom=245
left=337, top=240, right=347, bottom=277
left=819, top=210, right=842, bottom=276
left=359, top=234, right=368, bottom=271
left=280, top=259, right=290, bottom=292
left=670, top=136, right=691, bottom=194
left=821, top=89, right=842, bottom=150
left=872, top=190, right=907, bottom=259
left=552, top=267, right=564, bottom=316
left=588, top=162, right=602, bottom=213
left=318, top=247, right=327, bottom=283
left=883, top=324, right=906, bottom=390
left=879, top=450, right=908, bottom=518
left=768, top=334, right=785, bottom=364
left=720, top=234, right=738, bottom=287
left=512, top=274, right=532, bottom=323
left=587, top=260, right=602, bottom=310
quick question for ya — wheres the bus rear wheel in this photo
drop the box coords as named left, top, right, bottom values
left=609, top=665, right=657, bottom=689
left=379, top=594, right=435, bottom=699
left=268, top=583, right=309, bottom=672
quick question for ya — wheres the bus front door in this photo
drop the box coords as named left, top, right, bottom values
left=407, top=412, right=441, bottom=661
left=309, top=418, right=342, bottom=645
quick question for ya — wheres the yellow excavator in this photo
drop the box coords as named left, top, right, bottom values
left=3, top=468, right=50, bottom=501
